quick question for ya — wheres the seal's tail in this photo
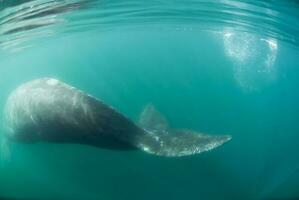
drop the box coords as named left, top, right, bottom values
left=137, top=104, right=231, bottom=157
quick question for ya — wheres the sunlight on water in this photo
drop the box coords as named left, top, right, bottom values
left=223, top=30, right=278, bottom=91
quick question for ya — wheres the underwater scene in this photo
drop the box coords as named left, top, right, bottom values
left=0, top=0, right=299, bottom=199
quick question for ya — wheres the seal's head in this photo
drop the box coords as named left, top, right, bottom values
left=3, top=78, right=62, bottom=142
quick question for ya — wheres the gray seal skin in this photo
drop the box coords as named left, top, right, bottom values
left=3, top=77, right=231, bottom=157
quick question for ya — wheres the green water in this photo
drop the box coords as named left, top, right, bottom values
left=0, top=0, right=299, bottom=199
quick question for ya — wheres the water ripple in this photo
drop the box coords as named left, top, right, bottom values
left=0, top=0, right=299, bottom=51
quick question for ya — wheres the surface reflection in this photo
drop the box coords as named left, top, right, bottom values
left=0, top=0, right=92, bottom=51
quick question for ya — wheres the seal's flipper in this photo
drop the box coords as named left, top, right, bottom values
left=139, top=129, right=231, bottom=157
left=139, top=103, right=168, bottom=130
left=137, top=104, right=231, bottom=157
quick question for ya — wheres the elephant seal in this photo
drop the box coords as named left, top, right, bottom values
left=2, top=78, right=231, bottom=157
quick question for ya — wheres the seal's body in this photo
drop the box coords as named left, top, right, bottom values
left=3, top=78, right=231, bottom=157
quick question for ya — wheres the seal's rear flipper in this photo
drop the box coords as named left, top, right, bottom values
left=137, top=104, right=232, bottom=157
left=139, top=129, right=231, bottom=157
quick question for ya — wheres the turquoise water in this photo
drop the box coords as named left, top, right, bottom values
left=0, top=0, right=299, bottom=199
